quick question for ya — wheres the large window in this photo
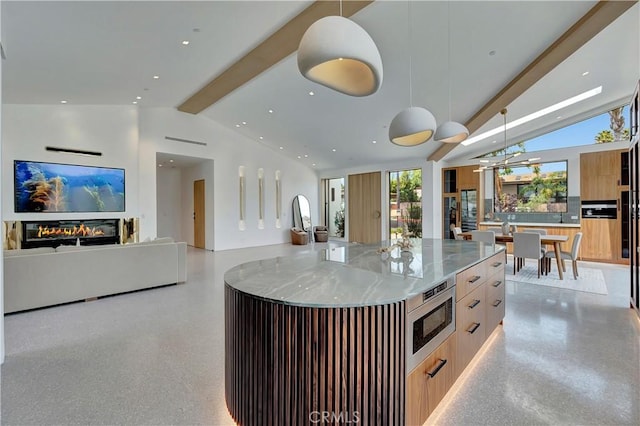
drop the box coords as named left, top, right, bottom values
left=494, top=161, right=567, bottom=213
left=389, top=169, right=422, bottom=238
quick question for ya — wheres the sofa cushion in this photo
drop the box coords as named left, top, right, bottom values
left=3, top=247, right=56, bottom=256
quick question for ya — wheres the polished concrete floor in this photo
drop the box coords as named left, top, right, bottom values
left=1, top=243, right=639, bottom=425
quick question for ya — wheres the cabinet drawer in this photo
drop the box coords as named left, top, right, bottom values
left=456, top=261, right=485, bottom=301
left=485, top=272, right=505, bottom=337
left=406, top=334, right=456, bottom=426
left=485, top=252, right=506, bottom=276
left=456, top=285, right=486, bottom=376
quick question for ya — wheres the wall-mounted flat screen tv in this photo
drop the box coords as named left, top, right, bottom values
left=14, top=160, right=125, bottom=213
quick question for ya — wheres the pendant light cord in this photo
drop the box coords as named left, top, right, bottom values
left=447, top=1, right=452, bottom=120
left=502, top=108, right=508, bottom=164
left=408, top=1, right=413, bottom=107
left=340, top=0, right=343, bottom=17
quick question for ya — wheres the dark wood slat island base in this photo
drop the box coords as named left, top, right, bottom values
left=225, top=287, right=405, bottom=425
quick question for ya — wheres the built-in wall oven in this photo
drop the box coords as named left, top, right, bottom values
left=406, top=276, right=455, bottom=373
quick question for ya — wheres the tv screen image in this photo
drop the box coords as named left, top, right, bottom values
left=14, top=160, right=125, bottom=213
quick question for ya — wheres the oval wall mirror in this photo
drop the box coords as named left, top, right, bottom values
left=292, top=195, right=312, bottom=231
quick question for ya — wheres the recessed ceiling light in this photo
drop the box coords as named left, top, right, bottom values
left=242, top=121, right=247, bottom=125
left=259, top=136, right=264, bottom=140
left=309, top=91, right=314, bottom=96
left=372, top=140, right=377, bottom=144
left=297, top=156, right=302, bottom=159
left=304, top=154, right=309, bottom=158
left=132, top=101, right=138, bottom=104
left=268, top=109, right=274, bottom=114
left=492, top=140, right=497, bottom=143
left=235, top=124, right=240, bottom=127
left=182, top=40, right=190, bottom=45
left=279, top=146, right=284, bottom=150
left=60, top=100, right=67, bottom=104
left=479, top=160, right=490, bottom=163
left=169, top=159, right=174, bottom=163
left=136, top=96, right=142, bottom=100
left=312, top=163, right=316, bottom=166
left=332, top=148, right=337, bottom=152
left=582, top=71, right=589, bottom=76
left=153, top=75, right=160, bottom=79
left=462, top=86, right=603, bottom=146
left=158, top=164, right=163, bottom=167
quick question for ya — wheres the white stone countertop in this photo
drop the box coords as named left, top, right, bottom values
left=480, top=221, right=581, bottom=228
left=224, top=239, right=504, bottom=307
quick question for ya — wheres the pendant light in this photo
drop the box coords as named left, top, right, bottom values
left=389, top=2, right=436, bottom=146
left=435, top=1, right=469, bottom=144
left=297, top=1, right=383, bottom=97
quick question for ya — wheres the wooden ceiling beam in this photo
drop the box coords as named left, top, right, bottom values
left=428, top=0, right=637, bottom=162
left=177, top=1, right=374, bottom=114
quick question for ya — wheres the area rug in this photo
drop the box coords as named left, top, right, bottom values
left=505, top=262, right=608, bottom=295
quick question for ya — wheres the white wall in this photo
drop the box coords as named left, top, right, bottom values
left=156, top=166, right=182, bottom=241
left=319, top=158, right=442, bottom=240
left=180, top=161, right=215, bottom=248
left=138, top=108, right=318, bottom=251
left=1, top=0, right=5, bottom=364
left=1, top=105, right=139, bottom=221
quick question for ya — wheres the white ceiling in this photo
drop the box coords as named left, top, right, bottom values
left=2, top=1, right=639, bottom=171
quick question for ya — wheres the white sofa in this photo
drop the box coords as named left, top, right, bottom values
left=4, top=239, right=187, bottom=313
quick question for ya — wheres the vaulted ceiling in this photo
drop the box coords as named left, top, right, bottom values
left=2, top=1, right=638, bottom=170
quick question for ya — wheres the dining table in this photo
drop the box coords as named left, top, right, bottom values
left=460, top=232, right=570, bottom=279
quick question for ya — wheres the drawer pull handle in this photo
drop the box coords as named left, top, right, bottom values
left=468, top=275, right=481, bottom=284
left=492, top=300, right=502, bottom=307
left=492, top=262, right=502, bottom=267
left=467, top=322, right=481, bottom=334
left=468, top=299, right=481, bottom=309
left=426, top=358, right=447, bottom=378
left=492, top=280, right=502, bottom=288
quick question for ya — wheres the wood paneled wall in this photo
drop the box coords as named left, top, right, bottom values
left=225, top=285, right=406, bottom=425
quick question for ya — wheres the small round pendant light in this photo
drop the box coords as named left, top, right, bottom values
left=297, top=16, right=383, bottom=97
left=389, top=107, right=437, bottom=146
left=435, top=121, right=469, bottom=143
left=388, top=2, right=436, bottom=147
left=434, top=1, right=468, bottom=144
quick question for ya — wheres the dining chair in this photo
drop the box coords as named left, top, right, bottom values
left=513, top=232, right=544, bottom=278
left=545, top=232, right=583, bottom=279
left=452, top=227, right=464, bottom=241
left=471, top=230, right=496, bottom=244
left=523, top=229, right=549, bottom=257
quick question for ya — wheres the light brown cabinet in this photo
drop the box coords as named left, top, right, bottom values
left=455, top=252, right=505, bottom=378
left=456, top=284, right=486, bottom=376
left=580, top=149, right=629, bottom=263
left=580, top=150, right=620, bottom=200
left=406, top=335, right=456, bottom=426
left=405, top=251, right=506, bottom=424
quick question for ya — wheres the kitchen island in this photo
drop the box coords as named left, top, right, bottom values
left=224, top=239, right=505, bottom=425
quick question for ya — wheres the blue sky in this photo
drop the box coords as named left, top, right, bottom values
left=523, top=105, right=629, bottom=152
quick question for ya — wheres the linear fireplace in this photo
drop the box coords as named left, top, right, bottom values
left=21, top=219, right=120, bottom=248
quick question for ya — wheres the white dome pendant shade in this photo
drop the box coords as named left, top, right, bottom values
left=389, top=107, right=437, bottom=146
left=297, top=16, right=383, bottom=97
left=435, top=121, right=469, bottom=144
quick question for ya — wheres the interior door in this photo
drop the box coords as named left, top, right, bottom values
left=194, top=179, right=205, bottom=249
left=348, top=172, right=381, bottom=243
